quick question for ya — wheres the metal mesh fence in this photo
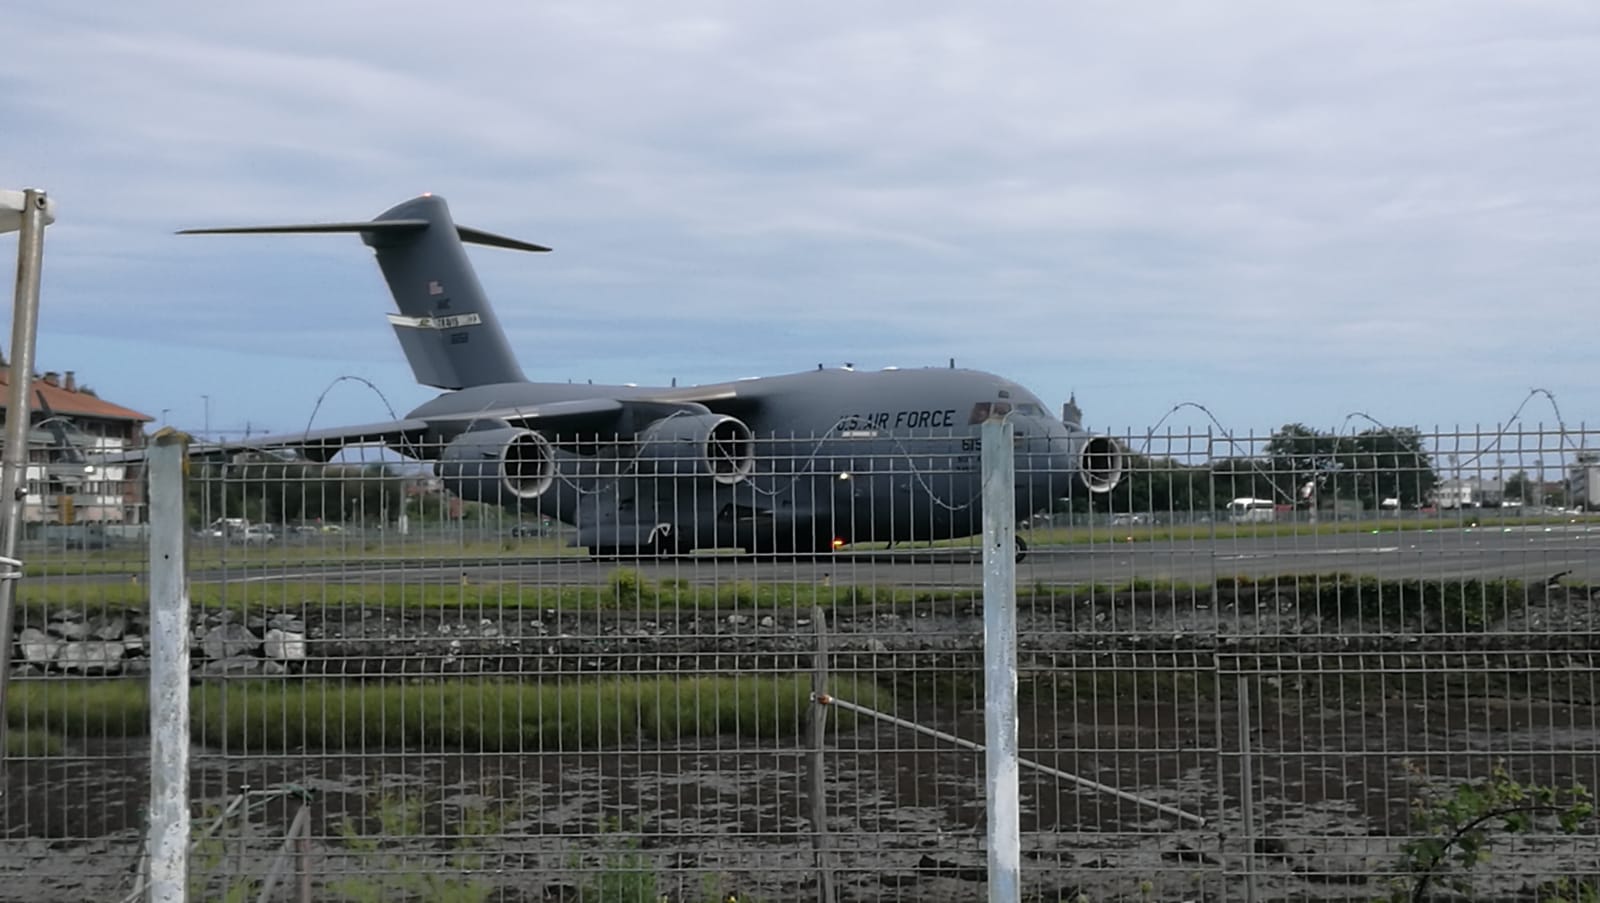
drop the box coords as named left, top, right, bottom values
left=3, top=425, right=1598, bottom=902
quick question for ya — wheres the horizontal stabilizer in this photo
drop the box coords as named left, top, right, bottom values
left=180, top=222, right=550, bottom=252
left=457, top=226, right=551, bottom=253
left=178, top=220, right=429, bottom=236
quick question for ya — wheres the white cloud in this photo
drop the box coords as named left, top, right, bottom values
left=2, top=0, right=1598, bottom=433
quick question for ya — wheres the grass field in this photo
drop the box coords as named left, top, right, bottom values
left=14, top=568, right=1550, bottom=624
left=4, top=674, right=880, bottom=754
left=21, top=535, right=580, bottom=578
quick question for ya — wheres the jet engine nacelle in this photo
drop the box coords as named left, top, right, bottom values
left=437, top=427, right=556, bottom=504
left=634, top=413, right=755, bottom=484
left=1078, top=434, right=1125, bottom=493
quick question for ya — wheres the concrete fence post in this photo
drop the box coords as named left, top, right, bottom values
left=147, top=432, right=191, bottom=902
left=981, top=414, right=1020, bottom=903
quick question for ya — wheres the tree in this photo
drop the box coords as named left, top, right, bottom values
left=1263, top=423, right=1438, bottom=511
left=186, top=456, right=408, bottom=527
left=1210, top=455, right=1281, bottom=507
left=1265, top=423, right=1342, bottom=506
left=1504, top=470, right=1534, bottom=506
left=1350, top=427, right=1437, bottom=509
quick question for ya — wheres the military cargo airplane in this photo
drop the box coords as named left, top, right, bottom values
left=124, top=194, right=1124, bottom=557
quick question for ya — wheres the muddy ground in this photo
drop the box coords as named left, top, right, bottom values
left=4, top=587, right=1598, bottom=902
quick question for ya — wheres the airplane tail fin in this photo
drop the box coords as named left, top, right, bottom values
left=180, top=194, right=545, bottom=390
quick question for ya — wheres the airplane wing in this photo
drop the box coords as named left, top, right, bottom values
left=86, top=397, right=710, bottom=466
left=633, top=386, right=764, bottom=419
left=87, top=418, right=435, bottom=466
left=426, top=397, right=625, bottom=433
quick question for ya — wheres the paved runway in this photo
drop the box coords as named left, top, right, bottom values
left=193, top=523, right=1600, bottom=587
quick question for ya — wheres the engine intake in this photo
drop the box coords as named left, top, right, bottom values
left=438, top=428, right=555, bottom=503
left=1079, top=435, right=1125, bottom=493
left=635, top=413, right=755, bottom=484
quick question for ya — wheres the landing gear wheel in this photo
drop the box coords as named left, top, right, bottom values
left=1015, top=536, right=1029, bottom=563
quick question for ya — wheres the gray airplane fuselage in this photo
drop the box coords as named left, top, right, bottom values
left=407, top=366, right=1083, bottom=553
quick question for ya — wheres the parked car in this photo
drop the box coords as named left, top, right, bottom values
left=234, top=525, right=277, bottom=545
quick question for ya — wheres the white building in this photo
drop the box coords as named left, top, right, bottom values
left=1569, top=452, right=1600, bottom=510
left=1431, top=477, right=1504, bottom=509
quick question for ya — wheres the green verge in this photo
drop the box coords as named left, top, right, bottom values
left=26, top=512, right=1599, bottom=579
left=15, top=572, right=1540, bottom=632
left=14, top=571, right=984, bottom=613
left=5, top=674, right=878, bottom=754
left=21, top=537, right=583, bottom=578
left=4, top=727, right=65, bottom=756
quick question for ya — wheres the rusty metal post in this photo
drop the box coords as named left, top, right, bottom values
left=0, top=188, right=52, bottom=773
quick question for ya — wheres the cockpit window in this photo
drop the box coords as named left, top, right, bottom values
left=969, top=401, right=1012, bottom=423
left=970, top=401, right=1045, bottom=423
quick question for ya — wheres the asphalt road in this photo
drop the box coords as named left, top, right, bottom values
left=186, top=523, right=1600, bottom=587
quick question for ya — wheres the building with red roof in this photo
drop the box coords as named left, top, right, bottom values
left=0, top=367, right=153, bottom=524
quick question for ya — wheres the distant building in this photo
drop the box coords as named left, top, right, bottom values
left=1061, top=392, right=1082, bottom=427
left=1570, top=452, right=1600, bottom=509
left=1431, top=477, right=1504, bottom=509
left=0, top=368, right=153, bottom=524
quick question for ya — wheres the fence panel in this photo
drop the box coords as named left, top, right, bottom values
left=3, top=423, right=1597, bottom=902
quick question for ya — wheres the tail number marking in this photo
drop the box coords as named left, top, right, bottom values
left=387, top=312, right=483, bottom=330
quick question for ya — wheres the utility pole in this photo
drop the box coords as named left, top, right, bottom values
left=0, top=188, right=57, bottom=772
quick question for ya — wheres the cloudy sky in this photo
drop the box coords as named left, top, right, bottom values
left=3, top=1, right=1598, bottom=448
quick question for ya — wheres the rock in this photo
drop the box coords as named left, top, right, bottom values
left=727, top=614, right=750, bottom=626
left=91, top=616, right=127, bottom=641
left=48, top=619, right=89, bottom=640
left=122, top=635, right=146, bottom=656
left=268, top=614, right=305, bottom=632
left=202, top=623, right=259, bottom=660
left=263, top=629, right=306, bottom=661
left=759, top=616, right=775, bottom=628
left=201, top=655, right=262, bottom=675
left=18, top=628, right=60, bottom=665
left=57, top=641, right=125, bottom=674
